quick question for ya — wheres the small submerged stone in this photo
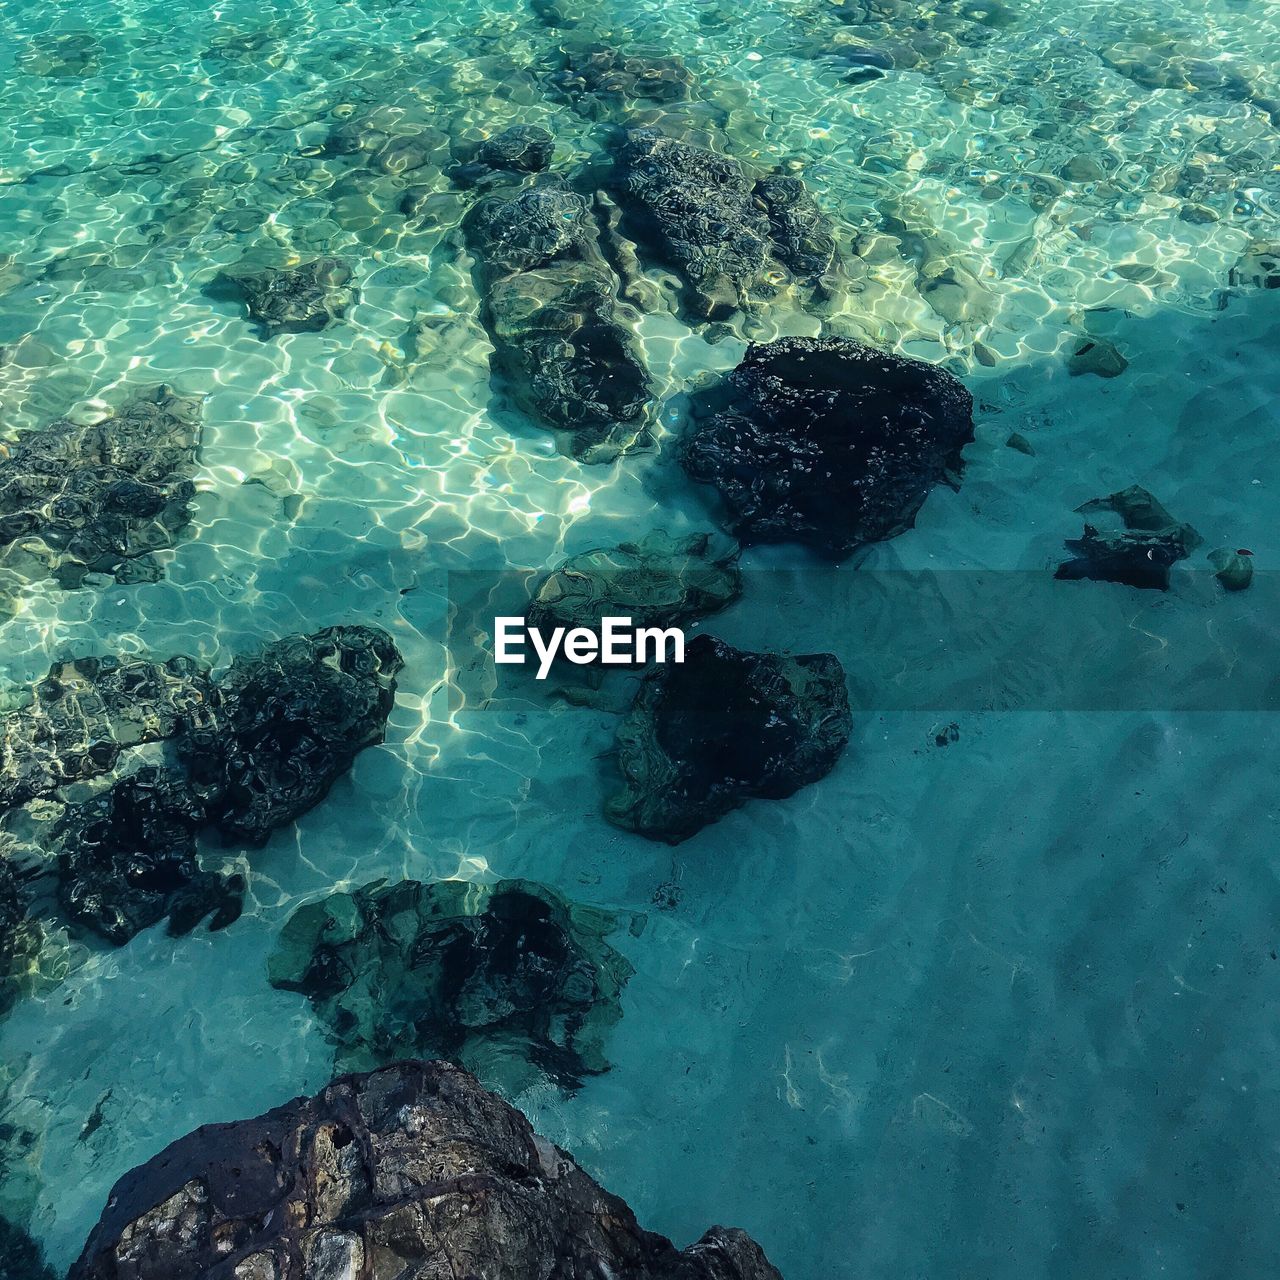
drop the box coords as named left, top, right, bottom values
left=754, top=173, right=839, bottom=288
left=1056, top=485, right=1202, bottom=590
left=476, top=124, right=555, bottom=173
left=54, top=766, right=244, bottom=945
left=269, top=878, right=632, bottom=1088
left=178, top=624, right=403, bottom=847
left=607, top=634, right=852, bottom=843
left=212, top=257, right=356, bottom=338
left=1067, top=335, right=1128, bottom=378
left=70, top=1060, right=783, bottom=1280
left=681, top=336, right=974, bottom=558
left=0, top=385, right=203, bottom=589
left=549, top=42, right=695, bottom=111
left=527, top=529, right=741, bottom=635
left=1230, top=239, right=1280, bottom=291
left=1209, top=546, right=1254, bottom=592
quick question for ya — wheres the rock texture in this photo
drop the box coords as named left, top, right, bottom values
left=178, top=625, right=403, bottom=846
left=527, top=529, right=741, bottom=636
left=268, top=878, right=631, bottom=1089
left=0, top=385, right=203, bottom=588
left=681, top=336, right=974, bottom=558
left=616, top=129, right=772, bottom=319
left=53, top=765, right=244, bottom=944
left=70, top=1059, right=784, bottom=1280
left=0, top=1213, right=57, bottom=1280
left=0, top=654, right=210, bottom=812
left=608, top=634, right=852, bottom=842
left=464, top=183, right=651, bottom=462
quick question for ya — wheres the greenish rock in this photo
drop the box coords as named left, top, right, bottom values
left=1005, top=432, right=1035, bottom=455
left=1067, top=336, right=1128, bottom=378
left=1209, top=547, right=1253, bottom=592
left=269, top=878, right=633, bottom=1089
left=211, top=257, right=356, bottom=338
left=1230, top=240, right=1280, bottom=291
left=527, top=530, right=741, bottom=636
left=607, top=634, right=852, bottom=843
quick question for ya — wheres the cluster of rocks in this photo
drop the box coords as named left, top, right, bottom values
left=0, top=385, right=203, bottom=588
left=0, top=625, right=402, bottom=947
left=268, top=877, right=632, bottom=1090
left=70, top=1059, right=783, bottom=1280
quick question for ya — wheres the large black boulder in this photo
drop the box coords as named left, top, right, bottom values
left=607, top=634, right=852, bottom=842
left=0, top=385, right=202, bottom=587
left=177, top=624, right=403, bottom=845
left=681, top=336, right=974, bottom=557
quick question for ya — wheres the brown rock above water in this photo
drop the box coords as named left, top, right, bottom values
left=70, top=1059, right=783, bottom=1280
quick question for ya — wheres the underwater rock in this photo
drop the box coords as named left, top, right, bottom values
left=0, top=859, right=30, bottom=1017
left=53, top=766, right=244, bottom=945
left=0, top=1214, right=57, bottom=1280
left=1067, top=335, right=1128, bottom=378
left=212, top=258, right=356, bottom=338
left=550, top=42, right=695, bottom=110
left=464, top=184, right=651, bottom=462
left=1230, top=240, right=1280, bottom=291
left=178, top=625, right=402, bottom=846
left=71, top=1059, right=783, bottom=1280
left=0, top=654, right=211, bottom=812
left=527, top=530, right=741, bottom=635
left=754, top=173, right=838, bottom=287
left=616, top=129, right=771, bottom=319
left=269, top=878, right=631, bottom=1088
left=607, top=634, right=852, bottom=843
left=681, top=336, right=974, bottom=558
left=1056, top=485, right=1202, bottom=591
left=0, top=385, right=203, bottom=589
left=1209, top=547, right=1254, bottom=592
left=477, top=124, right=555, bottom=173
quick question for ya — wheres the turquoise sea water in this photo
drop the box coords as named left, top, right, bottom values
left=1, top=0, right=1279, bottom=1275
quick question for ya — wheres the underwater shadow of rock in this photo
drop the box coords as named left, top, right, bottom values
left=607, top=634, right=852, bottom=843
left=268, top=878, right=633, bottom=1091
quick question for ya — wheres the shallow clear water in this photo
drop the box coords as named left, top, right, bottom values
left=1, top=0, right=1278, bottom=1274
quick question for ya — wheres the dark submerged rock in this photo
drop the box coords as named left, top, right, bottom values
left=1056, top=485, right=1202, bottom=591
left=608, top=634, right=852, bottom=843
left=212, top=257, right=356, bottom=338
left=177, top=624, right=403, bottom=846
left=681, top=336, right=974, bottom=558
left=0, top=1214, right=57, bottom=1280
left=754, top=173, right=838, bottom=286
left=268, top=878, right=631, bottom=1089
left=0, top=385, right=202, bottom=588
left=0, top=654, right=211, bottom=812
left=71, top=1059, right=783, bottom=1280
left=53, top=765, right=244, bottom=945
left=477, top=124, right=555, bottom=173
left=464, top=183, right=652, bottom=462
left=616, top=129, right=771, bottom=319
left=550, top=42, right=695, bottom=110
left=528, top=529, right=741, bottom=634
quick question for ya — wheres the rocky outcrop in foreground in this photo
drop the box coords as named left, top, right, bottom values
left=70, top=1059, right=783, bottom=1280
left=682, top=336, right=973, bottom=559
